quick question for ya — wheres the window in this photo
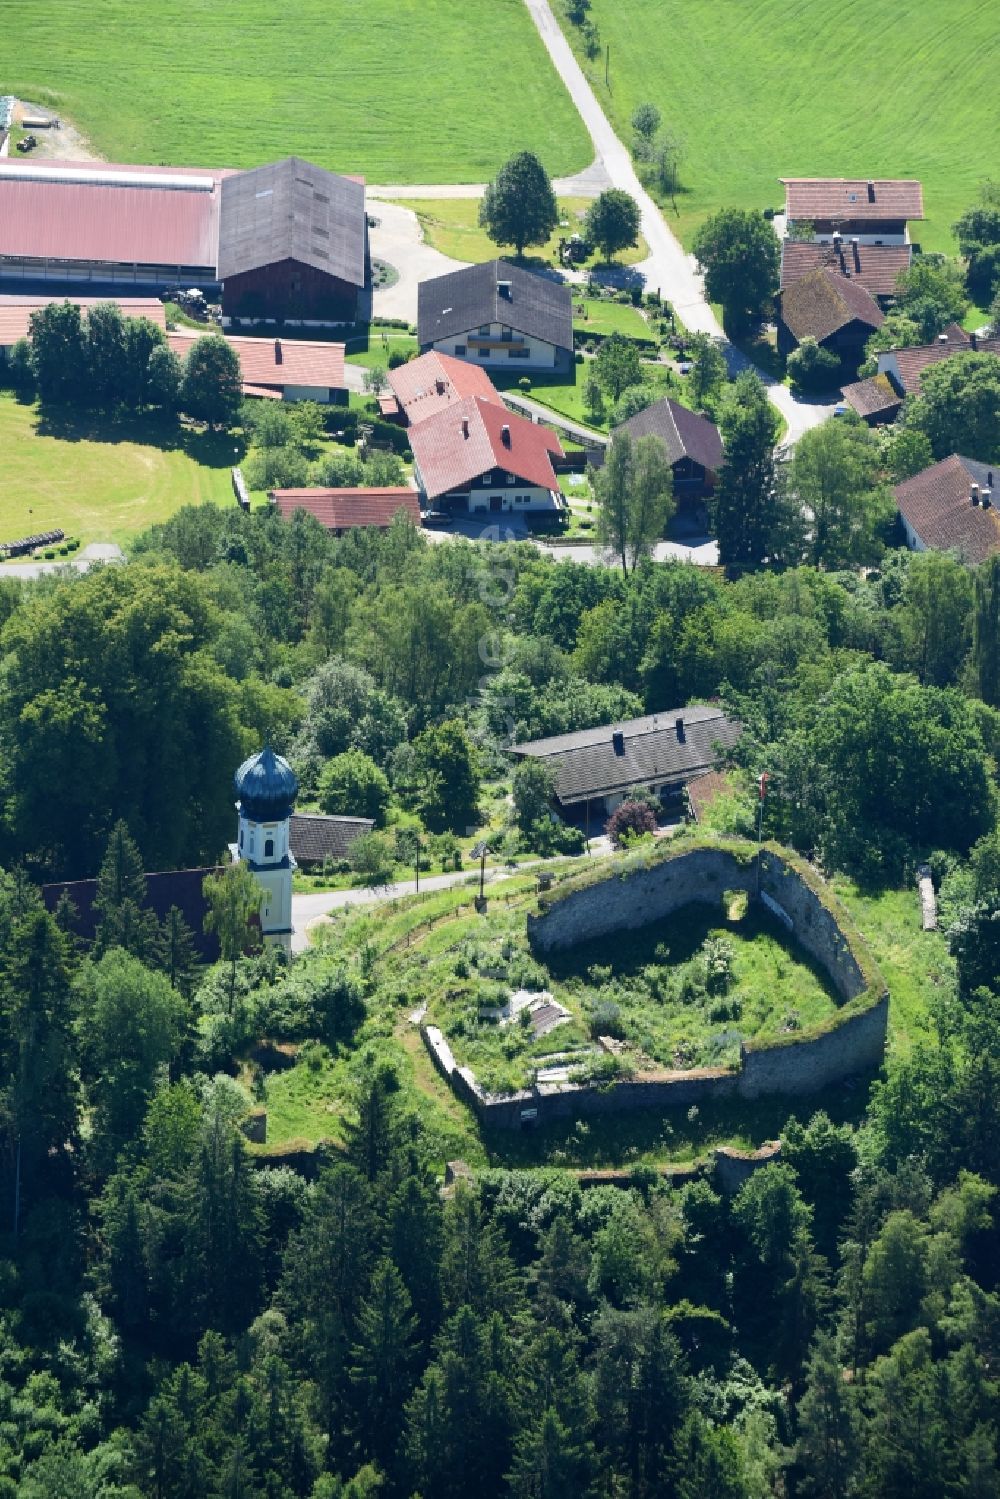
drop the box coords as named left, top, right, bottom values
left=508, top=347, right=530, bottom=359
left=506, top=473, right=515, bottom=483
left=264, top=838, right=274, bottom=859
left=478, top=324, right=491, bottom=336
left=501, top=327, right=513, bottom=341
left=454, top=344, right=466, bottom=356
left=478, top=347, right=490, bottom=358
left=239, top=828, right=244, bottom=849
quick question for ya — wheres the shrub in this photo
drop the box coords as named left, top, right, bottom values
left=786, top=336, right=841, bottom=390
left=518, top=376, right=532, bottom=392
left=403, top=449, right=413, bottom=463
left=318, top=750, right=391, bottom=825
left=575, top=350, right=585, bottom=364
left=387, top=349, right=410, bottom=369
left=43, top=550, right=55, bottom=559
left=606, top=798, right=658, bottom=848
left=588, top=998, right=624, bottom=1039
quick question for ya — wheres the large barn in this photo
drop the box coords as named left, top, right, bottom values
left=0, top=155, right=370, bottom=325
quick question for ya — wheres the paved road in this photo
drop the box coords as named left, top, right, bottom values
left=368, top=159, right=611, bottom=201
left=502, top=390, right=608, bottom=446
left=521, top=0, right=835, bottom=445
left=1, top=541, right=124, bottom=579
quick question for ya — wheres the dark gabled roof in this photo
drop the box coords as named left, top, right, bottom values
left=841, top=374, right=903, bottom=420
left=894, top=454, right=1000, bottom=565
left=781, top=178, right=924, bottom=222
left=780, top=240, right=912, bottom=299
left=617, top=397, right=723, bottom=472
left=289, top=813, right=374, bottom=863
left=418, top=260, right=573, bottom=352
left=511, top=706, right=742, bottom=806
left=779, top=267, right=884, bottom=345
left=218, top=157, right=367, bottom=286
left=42, top=867, right=225, bottom=960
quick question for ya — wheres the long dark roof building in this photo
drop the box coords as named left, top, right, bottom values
left=418, top=260, right=573, bottom=352
left=512, top=706, right=742, bottom=809
left=218, top=157, right=367, bottom=288
left=778, top=267, right=884, bottom=345
left=779, top=239, right=912, bottom=299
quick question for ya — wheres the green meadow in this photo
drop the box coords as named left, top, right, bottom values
left=557, top=0, right=1000, bottom=251
left=0, top=0, right=590, bottom=181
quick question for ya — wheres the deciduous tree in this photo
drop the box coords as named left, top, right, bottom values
left=692, top=209, right=780, bottom=331
left=585, top=189, right=641, bottom=263
left=479, top=151, right=558, bottom=259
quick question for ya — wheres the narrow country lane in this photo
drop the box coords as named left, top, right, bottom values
left=522, top=0, right=836, bottom=444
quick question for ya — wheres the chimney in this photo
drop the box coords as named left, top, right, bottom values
left=867, top=179, right=876, bottom=202
left=461, top=418, right=469, bottom=438
left=971, top=483, right=981, bottom=506
left=984, top=490, right=993, bottom=510
left=832, top=231, right=842, bottom=248
left=852, top=239, right=861, bottom=273
left=970, top=333, right=979, bottom=351
left=274, top=338, right=282, bottom=363
left=612, top=730, right=625, bottom=756
left=435, top=378, right=445, bottom=395
left=990, top=471, right=995, bottom=487
left=675, top=717, right=686, bottom=743
left=500, top=423, right=511, bottom=447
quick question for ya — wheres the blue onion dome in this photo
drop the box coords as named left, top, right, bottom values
left=234, top=746, right=299, bottom=821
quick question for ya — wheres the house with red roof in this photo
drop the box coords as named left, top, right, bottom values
left=168, top=329, right=345, bottom=403
left=269, top=487, right=421, bottom=534
left=384, top=350, right=504, bottom=426
left=779, top=178, right=924, bottom=244
left=407, top=395, right=564, bottom=515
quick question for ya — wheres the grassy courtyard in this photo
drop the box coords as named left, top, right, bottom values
left=0, top=393, right=239, bottom=548
left=400, top=197, right=650, bottom=270
left=0, top=0, right=590, bottom=181
left=556, top=0, right=1000, bottom=252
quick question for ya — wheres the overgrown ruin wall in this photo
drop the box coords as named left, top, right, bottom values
left=426, top=841, right=888, bottom=1131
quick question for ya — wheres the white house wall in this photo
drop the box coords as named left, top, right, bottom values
left=428, top=328, right=561, bottom=371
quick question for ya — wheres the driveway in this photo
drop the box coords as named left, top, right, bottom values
left=1, top=541, right=124, bottom=579
left=368, top=199, right=469, bottom=322
left=521, top=0, right=836, bottom=442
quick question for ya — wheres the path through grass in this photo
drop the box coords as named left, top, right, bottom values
left=555, top=0, right=1000, bottom=251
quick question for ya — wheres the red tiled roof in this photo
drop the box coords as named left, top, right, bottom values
left=780, top=240, right=911, bottom=298
left=779, top=267, right=884, bottom=344
left=0, top=294, right=166, bottom=347
left=894, top=454, right=1000, bottom=564
left=407, top=395, right=563, bottom=501
left=781, top=178, right=924, bottom=221
left=242, top=382, right=283, bottom=400
left=168, top=330, right=344, bottom=390
left=388, top=350, right=504, bottom=426
left=841, top=374, right=903, bottom=420
left=271, top=487, right=421, bottom=530
left=0, top=160, right=221, bottom=268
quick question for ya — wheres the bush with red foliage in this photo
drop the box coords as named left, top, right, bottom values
left=605, top=798, right=658, bottom=848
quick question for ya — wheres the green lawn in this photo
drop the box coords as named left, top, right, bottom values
left=495, top=360, right=677, bottom=434
left=555, top=0, right=1000, bottom=251
left=0, top=393, right=239, bottom=549
left=573, top=297, right=655, bottom=340
left=0, top=0, right=590, bottom=181
left=344, top=330, right=418, bottom=372
left=400, top=196, right=649, bottom=270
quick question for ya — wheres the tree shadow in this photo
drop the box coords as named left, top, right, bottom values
left=32, top=405, right=245, bottom=465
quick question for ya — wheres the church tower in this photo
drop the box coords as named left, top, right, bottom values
left=232, top=747, right=298, bottom=956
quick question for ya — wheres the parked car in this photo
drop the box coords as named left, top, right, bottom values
left=422, top=511, right=454, bottom=528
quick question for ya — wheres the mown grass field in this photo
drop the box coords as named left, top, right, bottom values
left=0, top=393, right=238, bottom=549
left=400, top=197, right=649, bottom=269
left=557, top=0, right=1000, bottom=251
left=0, top=0, right=590, bottom=181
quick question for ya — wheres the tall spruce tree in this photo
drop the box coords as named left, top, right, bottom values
left=94, top=819, right=157, bottom=961
left=713, top=371, right=784, bottom=574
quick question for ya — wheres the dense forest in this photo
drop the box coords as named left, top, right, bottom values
left=0, top=504, right=999, bottom=1495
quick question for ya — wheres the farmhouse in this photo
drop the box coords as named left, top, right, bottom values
left=779, top=238, right=911, bottom=301
left=270, top=487, right=421, bottom=533
left=894, top=454, right=1000, bottom=564
left=407, top=396, right=564, bottom=514
left=168, top=330, right=346, bottom=403
left=0, top=155, right=369, bottom=324
left=776, top=266, right=883, bottom=362
left=614, top=396, right=723, bottom=502
left=418, top=260, right=573, bottom=373
left=511, top=705, right=743, bottom=820
left=0, top=293, right=166, bottom=358
left=875, top=327, right=1000, bottom=398
left=780, top=178, right=924, bottom=244
left=384, top=350, right=503, bottom=425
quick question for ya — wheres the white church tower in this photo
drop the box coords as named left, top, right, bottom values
left=232, top=746, right=298, bottom=956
